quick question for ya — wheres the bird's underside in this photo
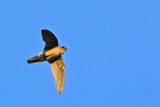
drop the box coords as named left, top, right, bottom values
left=27, top=29, right=67, bottom=94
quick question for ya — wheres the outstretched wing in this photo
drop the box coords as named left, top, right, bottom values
left=50, top=57, right=65, bottom=94
left=41, top=29, right=58, bottom=51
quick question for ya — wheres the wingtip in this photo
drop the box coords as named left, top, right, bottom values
left=41, top=29, right=50, bottom=33
left=41, top=29, right=55, bottom=38
left=58, top=91, right=62, bottom=95
left=58, top=89, right=64, bottom=95
left=57, top=85, right=64, bottom=95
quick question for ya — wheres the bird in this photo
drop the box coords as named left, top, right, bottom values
left=27, top=29, right=67, bottom=94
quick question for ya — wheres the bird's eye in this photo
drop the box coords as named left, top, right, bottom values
left=61, top=46, right=67, bottom=51
left=61, top=46, right=65, bottom=49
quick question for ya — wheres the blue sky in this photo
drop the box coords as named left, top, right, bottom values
left=0, top=0, right=160, bottom=107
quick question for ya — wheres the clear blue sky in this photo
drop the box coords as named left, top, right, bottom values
left=0, top=0, right=160, bottom=107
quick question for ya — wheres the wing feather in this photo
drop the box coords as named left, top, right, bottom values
left=41, top=29, right=58, bottom=51
left=50, top=58, right=65, bottom=94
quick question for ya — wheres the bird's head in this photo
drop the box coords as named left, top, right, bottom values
left=59, top=46, right=67, bottom=54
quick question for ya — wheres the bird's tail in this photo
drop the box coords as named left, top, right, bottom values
left=27, top=52, right=45, bottom=64
left=27, top=56, right=39, bottom=64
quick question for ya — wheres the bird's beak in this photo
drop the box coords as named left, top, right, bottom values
left=65, top=47, right=67, bottom=51
left=62, top=46, right=67, bottom=51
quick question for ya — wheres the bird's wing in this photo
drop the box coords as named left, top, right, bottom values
left=50, top=57, right=65, bottom=94
left=41, top=29, right=58, bottom=51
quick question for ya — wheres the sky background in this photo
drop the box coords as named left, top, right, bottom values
left=0, top=0, right=160, bottom=107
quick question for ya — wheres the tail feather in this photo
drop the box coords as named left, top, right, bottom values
left=27, top=52, right=46, bottom=64
left=27, top=57, right=39, bottom=64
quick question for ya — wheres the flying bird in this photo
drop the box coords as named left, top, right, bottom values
left=27, top=29, right=67, bottom=94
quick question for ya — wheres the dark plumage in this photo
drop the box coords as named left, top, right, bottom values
left=41, top=29, right=58, bottom=51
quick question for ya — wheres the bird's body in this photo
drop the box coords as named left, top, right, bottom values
left=45, top=46, right=66, bottom=58
left=27, top=29, right=67, bottom=94
left=27, top=46, right=66, bottom=64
